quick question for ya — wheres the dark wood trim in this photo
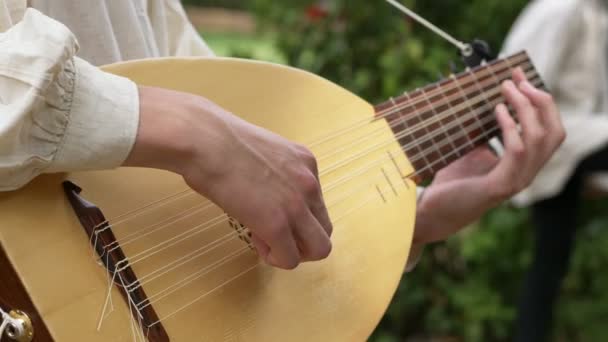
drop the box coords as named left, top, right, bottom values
left=63, top=181, right=169, bottom=342
left=0, top=244, right=54, bottom=341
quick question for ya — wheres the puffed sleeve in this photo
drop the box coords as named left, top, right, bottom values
left=0, top=8, right=139, bottom=191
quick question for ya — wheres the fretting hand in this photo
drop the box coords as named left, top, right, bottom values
left=125, top=86, right=332, bottom=270
left=413, top=68, right=565, bottom=245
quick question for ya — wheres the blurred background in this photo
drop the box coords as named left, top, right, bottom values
left=183, top=1, right=608, bottom=341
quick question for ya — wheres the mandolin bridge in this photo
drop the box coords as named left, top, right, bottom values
left=63, top=181, right=169, bottom=342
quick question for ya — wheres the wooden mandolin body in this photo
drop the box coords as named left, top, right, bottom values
left=0, top=58, right=416, bottom=341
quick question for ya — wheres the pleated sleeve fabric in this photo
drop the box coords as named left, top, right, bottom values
left=0, top=7, right=139, bottom=190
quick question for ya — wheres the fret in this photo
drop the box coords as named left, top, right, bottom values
left=452, top=73, right=490, bottom=146
left=388, top=96, right=426, bottom=173
left=399, top=93, right=435, bottom=176
left=436, top=80, right=475, bottom=153
left=419, top=87, right=454, bottom=163
left=468, top=67, right=502, bottom=140
left=468, top=67, right=494, bottom=117
left=485, top=60, right=513, bottom=131
left=437, top=78, right=480, bottom=153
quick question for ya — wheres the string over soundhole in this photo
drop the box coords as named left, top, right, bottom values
left=227, top=216, right=254, bottom=250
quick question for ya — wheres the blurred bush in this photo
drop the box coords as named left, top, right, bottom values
left=241, top=1, right=608, bottom=341
left=250, top=0, right=528, bottom=103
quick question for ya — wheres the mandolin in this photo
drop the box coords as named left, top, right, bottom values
left=0, top=51, right=542, bottom=341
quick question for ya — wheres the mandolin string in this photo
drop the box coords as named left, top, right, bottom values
left=111, top=165, right=406, bottom=281
left=311, top=59, right=532, bottom=166
left=315, top=61, right=534, bottom=164
left=99, top=74, right=542, bottom=276
left=112, top=104, right=529, bottom=325
left=130, top=236, right=243, bottom=289
left=140, top=110, right=513, bottom=323
left=141, top=192, right=379, bottom=325
left=139, top=185, right=385, bottom=313
left=125, top=234, right=240, bottom=291
left=105, top=104, right=491, bottom=267
left=111, top=88, right=530, bottom=295
left=90, top=54, right=530, bottom=232
left=108, top=202, right=216, bottom=251
left=95, top=65, right=536, bottom=276
left=306, top=52, right=528, bottom=149
left=99, top=73, right=542, bottom=261
left=145, top=184, right=406, bottom=327
left=102, top=59, right=544, bottom=328
left=136, top=246, right=252, bottom=310
left=118, top=165, right=412, bottom=291
left=95, top=61, right=535, bottom=239
left=318, top=71, right=539, bottom=178
left=91, top=57, right=532, bottom=236
left=117, top=184, right=393, bottom=318
left=117, top=272, right=147, bottom=342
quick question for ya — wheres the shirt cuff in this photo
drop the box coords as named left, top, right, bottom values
left=47, top=58, right=139, bottom=172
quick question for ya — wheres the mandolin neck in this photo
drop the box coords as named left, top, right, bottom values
left=375, top=51, right=544, bottom=182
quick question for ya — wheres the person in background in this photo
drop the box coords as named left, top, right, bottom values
left=501, top=0, right=608, bottom=340
left=0, top=1, right=564, bottom=271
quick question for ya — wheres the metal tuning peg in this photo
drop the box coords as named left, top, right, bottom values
left=460, top=39, right=496, bottom=68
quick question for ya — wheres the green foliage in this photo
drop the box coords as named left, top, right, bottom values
left=243, top=1, right=608, bottom=341
left=250, top=0, right=528, bottom=103
left=377, top=206, right=532, bottom=341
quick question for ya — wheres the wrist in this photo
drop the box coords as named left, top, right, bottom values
left=123, top=86, right=202, bottom=174
left=413, top=194, right=437, bottom=245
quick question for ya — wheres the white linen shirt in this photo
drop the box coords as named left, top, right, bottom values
left=502, top=0, right=608, bottom=205
left=0, top=0, right=213, bottom=191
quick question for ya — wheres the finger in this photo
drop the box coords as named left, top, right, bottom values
left=309, top=196, right=333, bottom=237
left=250, top=233, right=269, bottom=258
left=511, top=66, right=528, bottom=85
left=490, top=103, right=525, bottom=185
left=502, top=80, right=545, bottom=145
left=294, top=209, right=332, bottom=262
left=263, top=224, right=301, bottom=270
left=299, top=168, right=332, bottom=237
left=518, top=81, right=566, bottom=148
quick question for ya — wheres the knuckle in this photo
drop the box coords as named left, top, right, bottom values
left=309, top=239, right=332, bottom=260
left=529, top=128, right=546, bottom=145
left=286, top=193, right=307, bottom=218
left=296, top=144, right=318, bottom=171
left=540, top=92, right=554, bottom=105
left=297, top=170, right=321, bottom=198
left=492, top=183, right=517, bottom=200
left=267, top=214, right=290, bottom=239
left=511, top=144, right=526, bottom=159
